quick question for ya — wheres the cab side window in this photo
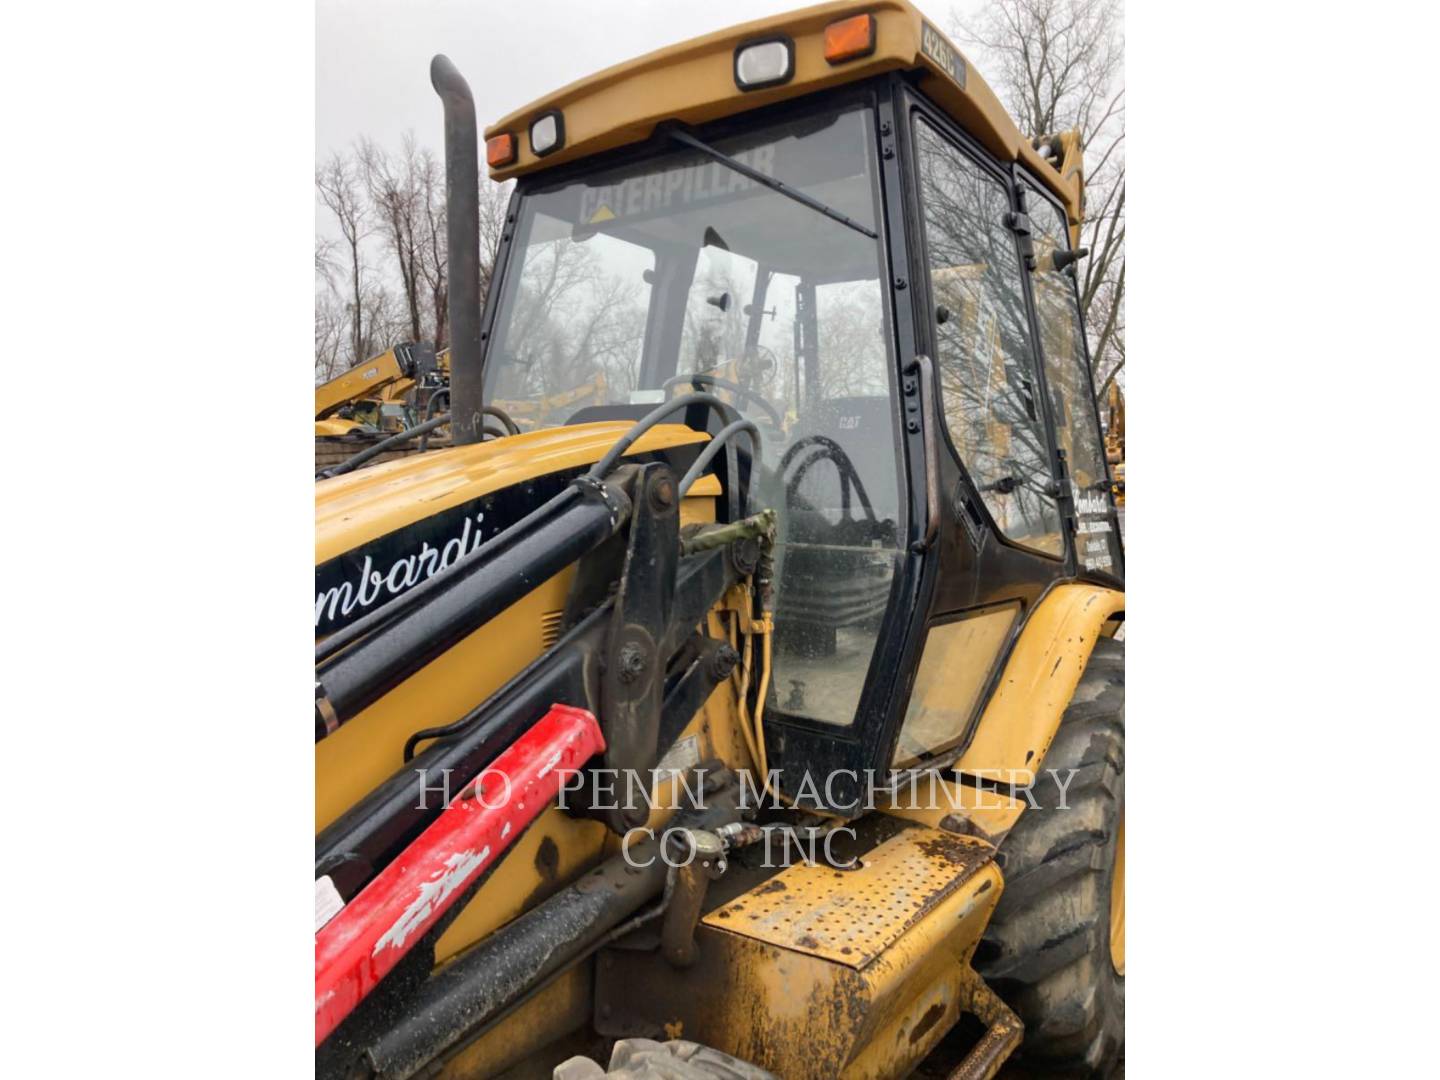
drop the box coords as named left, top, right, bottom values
left=1025, top=186, right=1121, bottom=574
left=914, top=119, right=1061, bottom=556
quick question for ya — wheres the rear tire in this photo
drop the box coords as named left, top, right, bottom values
left=975, top=636, right=1124, bottom=1077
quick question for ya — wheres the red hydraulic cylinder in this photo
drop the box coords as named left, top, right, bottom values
left=314, top=703, right=604, bottom=1045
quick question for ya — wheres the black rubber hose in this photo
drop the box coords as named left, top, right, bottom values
left=585, top=391, right=739, bottom=481
left=784, top=441, right=877, bottom=523
left=678, top=418, right=761, bottom=498
left=314, top=396, right=726, bottom=666
left=484, top=404, right=521, bottom=436
left=418, top=389, right=450, bottom=452
left=318, top=414, right=451, bottom=479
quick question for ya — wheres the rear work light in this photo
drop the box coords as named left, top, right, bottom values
left=734, top=37, right=794, bottom=90
left=824, top=13, right=876, bottom=63
left=486, top=132, right=517, bottom=167
left=530, top=111, right=564, bottom=157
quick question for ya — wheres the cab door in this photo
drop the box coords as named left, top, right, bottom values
left=885, top=91, right=1071, bottom=769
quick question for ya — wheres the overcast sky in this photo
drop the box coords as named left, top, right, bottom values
left=317, top=0, right=967, bottom=163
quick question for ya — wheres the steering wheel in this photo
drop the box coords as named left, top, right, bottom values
left=663, top=372, right=783, bottom=430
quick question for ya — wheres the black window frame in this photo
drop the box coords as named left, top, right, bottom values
left=1014, top=168, right=1125, bottom=586
left=901, top=90, right=1070, bottom=567
left=477, top=78, right=943, bottom=816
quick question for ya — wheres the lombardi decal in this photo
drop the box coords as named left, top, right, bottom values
left=316, top=512, right=487, bottom=629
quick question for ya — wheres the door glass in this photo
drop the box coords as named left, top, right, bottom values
left=914, top=119, right=1061, bottom=556
left=485, top=103, right=903, bottom=728
left=1025, top=188, right=1121, bottom=575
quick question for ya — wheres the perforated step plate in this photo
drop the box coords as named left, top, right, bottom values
left=703, top=826, right=996, bottom=969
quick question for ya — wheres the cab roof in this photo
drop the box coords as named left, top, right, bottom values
left=484, top=0, right=1081, bottom=227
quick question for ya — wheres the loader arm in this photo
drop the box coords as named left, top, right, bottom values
left=316, top=343, right=435, bottom=421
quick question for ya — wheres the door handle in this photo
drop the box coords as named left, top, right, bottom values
left=905, top=354, right=941, bottom=554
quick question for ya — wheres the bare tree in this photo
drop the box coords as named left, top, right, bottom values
left=316, top=151, right=373, bottom=367
left=951, top=0, right=1125, bottom=405
left=416, top=145, right=449, bottom=349
left=314, top=289, right=349, bottom=383
left=477, top=178, right=512, bottom=304
left=317, top=131, right=513, bottom=379
left=358, top=134, right=427, bottom=343
left=359, top=282, right=409, bottom=360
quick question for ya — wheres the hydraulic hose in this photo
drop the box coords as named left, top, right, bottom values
left=585, top=391, right=739, bottom=481
left=418, top=389, right=449, bottom=452
left=677, top=418, right=760, bottom=498
left=484, top=404, right=521, bottom=436
left=317, top=394, right=732, bottom=667
left=317, top=414, right=450, bottom=479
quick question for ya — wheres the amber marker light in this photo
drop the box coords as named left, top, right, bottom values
left=824, top=13, right=877, bottom=63
left=486, top=132, right=517, bottom=168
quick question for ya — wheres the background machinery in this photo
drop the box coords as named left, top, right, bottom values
left=315, top=3, right=1125, bottom=1076
left=1104, top=381, right=1124, bottom=507
left=315, top=341, right=445, bottom=436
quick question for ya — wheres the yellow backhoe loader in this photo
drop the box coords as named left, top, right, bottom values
left=315, top=4, right=1124, bottom=1077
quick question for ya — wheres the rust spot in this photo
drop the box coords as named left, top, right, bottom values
left=716, top=910, right=731, bottom=919
left=1050, top=656, right=1064, bottom=676
left=910, top=1001, right=947, bottom=1045
left=841, top=945, right=853, bottom=955
left=914, top=833, right=991, bottom=871
left=797, top=934, right=821, bottom=949
left=976, top=879, right=993, bottom=895
left=1025, top=750, right=1034, bottom=764
left=754, top=878, right=788, bottom=895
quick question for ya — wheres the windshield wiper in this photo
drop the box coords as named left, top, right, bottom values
left=667, top=129, right=878, bottom=240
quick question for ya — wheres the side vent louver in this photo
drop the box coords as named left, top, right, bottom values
left=540, top=610, right=564, bottom=649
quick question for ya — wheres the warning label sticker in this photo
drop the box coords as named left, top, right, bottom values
left=315, top=874, right=345, bottom=934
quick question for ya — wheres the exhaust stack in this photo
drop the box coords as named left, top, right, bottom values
left=430, top=54, right=484, bottom=446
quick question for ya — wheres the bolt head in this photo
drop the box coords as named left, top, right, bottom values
left=617, top=642, right=648, bottom=682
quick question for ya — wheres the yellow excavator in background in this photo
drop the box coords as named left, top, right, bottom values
left=315, top=4, right=1124, bottom=1077
left=315, top=342, right=444, bottom=437
left=1104, top=381, right=1125, bottom=507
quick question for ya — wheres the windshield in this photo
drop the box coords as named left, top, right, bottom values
left=485, top=100, right=903, bottom=729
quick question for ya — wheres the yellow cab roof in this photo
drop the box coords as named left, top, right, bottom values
left=484, top=0, right=1081, bottom=226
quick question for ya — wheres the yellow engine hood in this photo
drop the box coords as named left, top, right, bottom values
left=315, top=421, right=707, bottom=565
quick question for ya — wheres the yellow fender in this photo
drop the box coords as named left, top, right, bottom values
left=956, top=582, right=1124, bottom=784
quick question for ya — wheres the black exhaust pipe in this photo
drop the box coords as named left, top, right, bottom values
left=430, top=54, right=484, bottom=447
